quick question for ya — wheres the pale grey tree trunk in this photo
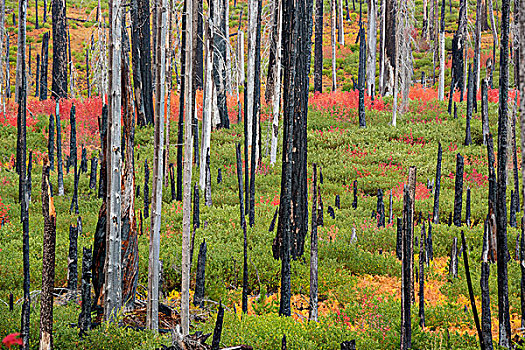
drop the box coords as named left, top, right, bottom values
left=270, top=0, right=282, bottom=165
left=366, top=0, right=377, bottom=97
left=246, top=0, right=258, bottom=162
left=105, top=0, right=122, bottom=322
left=331, top=0, right=337, bottom=91
left=225, top=0, right=232, bottom=93
left=438, top=31, right=445, bottom=99
left=200, top=18, right=213, bottom=190
left=147, top=0, right=167, bottom=331
left=338, top=0, right=344, bottom=45
left=237, top=30, right=245, bottom=88
left=181, top=0, right=194, bottom=334
left=475, top=0, right=482, bottom=91
left=488, top=0, right=498, bottom=50
left=378, top=0, right=386, bottom=95
left=0, top=0, right=4, bottom=111
left=520, top=0, right=524, bottom=216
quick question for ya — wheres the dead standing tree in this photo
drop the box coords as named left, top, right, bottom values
left=52, top=0, right=68, bottom=99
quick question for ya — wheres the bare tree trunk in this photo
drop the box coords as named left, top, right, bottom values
left=246, top=0, right=258, bottom=163
left=309, top=164, right=318, bottom=322
left=338, top=0, right=344, bottom=45
left=200, top=18, right=213, bottom=190
left=51, top=0, right=68, bottom=99
left=366, top=0, right=377, bottom=97
left=488, top=0, right=498, bottom=52
left=39, top=160, right=55, bottom=350
left=331, top=0, right=337, bottom=91
left=39, top=32, right=49, bottom=100
left=147, top=0, right=168, bottom=331
left=104, top=0, right=122, bottom=323
left=181, top=0, right=194, bottom=334
left=270, top=0, right=282, bottom=165
left=378, top=0, right=385, bottom=95
left=0, top=0, right=4, bottom=108
left=313, top=0, right=323, bottom=93
left=438, top=0, right=445, bottom=100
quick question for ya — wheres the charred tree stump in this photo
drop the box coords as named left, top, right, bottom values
left=67, top=224, right=79, bottom=299
left=396, top=217, right=402, bottom=259
left=449, top=237, right=458, bottom=278
left=352, top=180, right=357, bottom=209
left=47, top=115, right=54, bottom=172
left=401, top=185, right=413, bottom=349
left=78, top=247, right=92, bottom=337
left=211, top=302, right=224, bottom=350
left=40, top=159, right=56, bottom=350
left=193, top=239, right=207, bottom=307
left=419, top=222, right=425, bottom=328
left=235, top=144, right=249, bottom=314
left=453, top=154, right=464, bottom=227
left=97, top=106, right=108, bottom=199
left=433, top=142, right=442, bottom=224
left=39, top=31, right=49, bottom=100
left=169, top=163, right=176, bottom=202
left=51, top=0, right=68, bottom=98
left=377, top=189, right=385, bottom=227
left=144, top=160, right=150, bottom=218
left=309, top=164, right=318, bottom=322
left=80, top=146, right=87, bottom=173
left=465, top=63, right=473, bottom=146
left=56, top=103, right=64, bottom=196
left=466, top=187, right=471, bottom=227
left=89, top=157, right=98, bottom=190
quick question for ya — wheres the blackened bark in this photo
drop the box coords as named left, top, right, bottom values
left=35, top=54, right=40, bottom=98
left=511, top=113, right=520, bottom=212
left=465, top=63, right=473, bottom=146
left=352, top=180, right=357, bottom=209
left=89, top=156, right=98, bottom=190
left=176, top=0, right=186, bottom=202
left=496, top=0, right=512, bottom=345
left=205, top=149, right=212, bottom=206
left=377, top=189, right=385, bottom=227
left=78, top=247, right=92, bottom=337
left=335, top=194, right=340, bottom=209
left=67, top=224, right=79, bottom=296
left=144, top=159, right=150, bottom=218
left=92, top=202, right=106, bottom=313
left=357, top=25, right=366, bottom=128
left=40, top=159, right=56, bottom=349
left=401, top=185, right=412, bottom=349
left=27, top=151, right=32, bottom=203
left=419, top=222, right=425, bottom=328
left=396, top=217, right=402, bottom=259
left=481, top=259, right=493, bottom=349
left=169, top=163, right=176, bottom=201
left=217, top=168, right=222, bottom=184
left=510, top=191, right=517, bottom=228
left=86, top=49, right=91, bottom=98
left=482, top=79, right=490, bottom=144
left=466, top=187, right=471, bottom=226
left=195, top=0, right=203, bottom=90
left=432, top=142, right=442, bottom=223
left=235, top=143, right=249, bottom=314
left=193, top=239, right=206, bottom=307
left=81, top=146, right=87, bottom=173
left=453, top=154, right=464, bottom=227
left=314, top=0, right=323, bottom=93
left=461, top=230, right=484, bottom=349
left=70, top=105, right=79, bottom=214
left=211, top=302, right=224, bottom=350
left=212, top=0, right=230, bottom=129
left=427, top=221, right=433, bottom=261
left=521, top=219, right=525, bottom=330
left=51, top=0, right=67, bottom=99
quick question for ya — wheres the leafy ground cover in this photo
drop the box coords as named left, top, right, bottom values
left=0, top=82, right=522, bottom=348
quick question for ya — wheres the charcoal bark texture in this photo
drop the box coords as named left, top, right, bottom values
left=144, top=159, right=150, bottom=218
left=211, top=302, right=224, bottom=350
left=40, top=159, right=56, bottom=349
left=79, top=247, right=92, bottom=337
left=511, top=113, right=520, bottom=212
left=396, top=217, right=402, bottom=260
left=176, top=0, right=186, bottom=202
left=481, top=79, right=490, bottom=145
left=466, top=187, right=471, bottom=227
left=193, top=239, right=207, bottom=307
left=521, top=219, right=525, bottom=330
left=510, top=191, right=517, bottom=228
left=193, top=183, right=200, bottom=230
left=51, top=0, right=68, bottom=98
left=465, top=63, right=473, bottom=146
left=80, top=146, right=87, bottom=173
left=67, top=224, right=78, bottom=297
left=352, top=180, right=357, bottom=209
left=481, top=260, right=493, bottom=350
left=314, top=0, right=323, bottom=93
left=496, top=0, right=512, bottom=344
left=269, top=207, right=278, bottom=232
left=328, top=206, right=335, bottom=219
left=453, top=154, right=464, bottom=227
left=205, top=149, right=212, bottom=206
left=89, top=157, right=98, bottom=190
left=389, top=190, right=393, bottom=224
left=39, top=31, right=49, bottom=100
left=28, top=151, right=32, bottom=202
left=357, top=25, right=366, bottom=128
left=48, top=114, right=54, bottom=171
left=419, top=222, right=425, bottom=328
left=461, top=230, right=483, bottom=349
left=169, top=163, right=176, bottom=201
left=97, top=106, right=108, bottom=199
left=335, top=194, right=340, bottom=209
left=401, top=185, right=412, bottom=349
left=427, top=221, right=433, bottom=261
left=92, top=202, right=106, bottom=312
left=56, top=105, right=64, bottom=196
left=433, top=142, right=442, bottom=224
left=235, top=144, right=249, bottom=314
left=377, top=189, right=385, bottom=227
left=70, top=106, right=79, bottom=214
left=217, top=168, right=222, bottom=184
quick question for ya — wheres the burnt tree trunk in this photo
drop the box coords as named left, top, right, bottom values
left=314, top=0, right=323, bottom=93
left=78, top=247, right=92, bottom=337
left=453, top=154, right=464, bottom=227
left=432, top=142, right=442, bottom=223
left=39, top=159, right=56, bottom=350
left=309, top=163, right=318, bottom=322
left=39, top=31, right=49, bottom=100
left=51, top=0, right=67, bottom=99
left=235, top=143, right=249, bottom=313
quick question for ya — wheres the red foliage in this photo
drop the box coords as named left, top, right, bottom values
left=2, top=333, right=23, bottom=348
left=392, top=181, right=431, bottom=201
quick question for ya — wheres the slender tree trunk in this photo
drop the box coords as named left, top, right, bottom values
left=496, top=0, right=511, bottom=347
left=366, top=0, right=376, bottom=97
left=39, top=159, right=55, bottom=350
left=338, top=0, right=344, bottom=44
left=176, top=0, right=187, bottom=201
left=246, top=0, right=258, bottom=161
left=104, top=0, right=122, bottom=323
left=309, top=163, right=318, bottom=322
left=378, top=0, right=385, bottom=95
left=270, top=0, right=282, bottom=165
left=180, top=0, right=194, bottom=333
left=331, top=0, right=337, bottom=91
left=314, top=0, right=323, bottom=93
left=438, top=0, right=445, bottom=100
left=51, top=0, right=67, bottom=99
left=39, top=32, right=49, bottom=100
left=148, top=0, right=168, bottom=331
left=200, top=19, right=213, bottom=190
left=488, top=0, right=498, bottom=52
left=401, top=185, right=413, bottom=350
